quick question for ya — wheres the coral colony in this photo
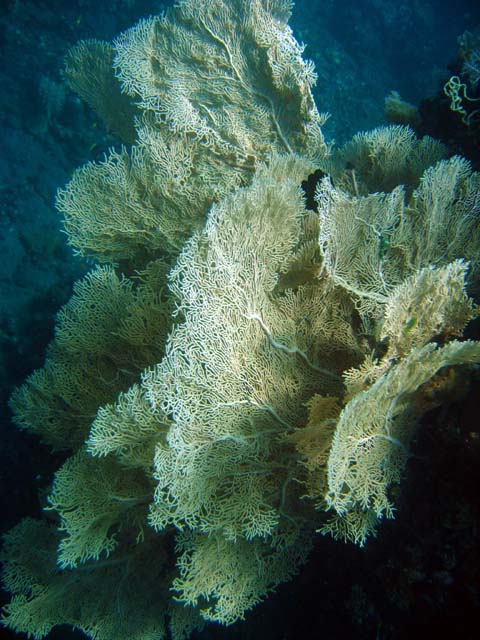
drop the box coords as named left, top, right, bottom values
left=2, top=1, right=480, bottom=638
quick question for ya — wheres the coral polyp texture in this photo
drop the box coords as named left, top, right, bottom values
left=2, top=1, right=480, bottom=639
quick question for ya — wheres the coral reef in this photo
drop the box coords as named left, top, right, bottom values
left=2, top=1, right=480, bottom=639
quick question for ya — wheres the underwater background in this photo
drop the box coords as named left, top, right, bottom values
left=1, top=0, right=480, bottom=638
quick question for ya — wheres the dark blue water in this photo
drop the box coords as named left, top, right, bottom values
left=1, top=1, right=479, bottom=639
